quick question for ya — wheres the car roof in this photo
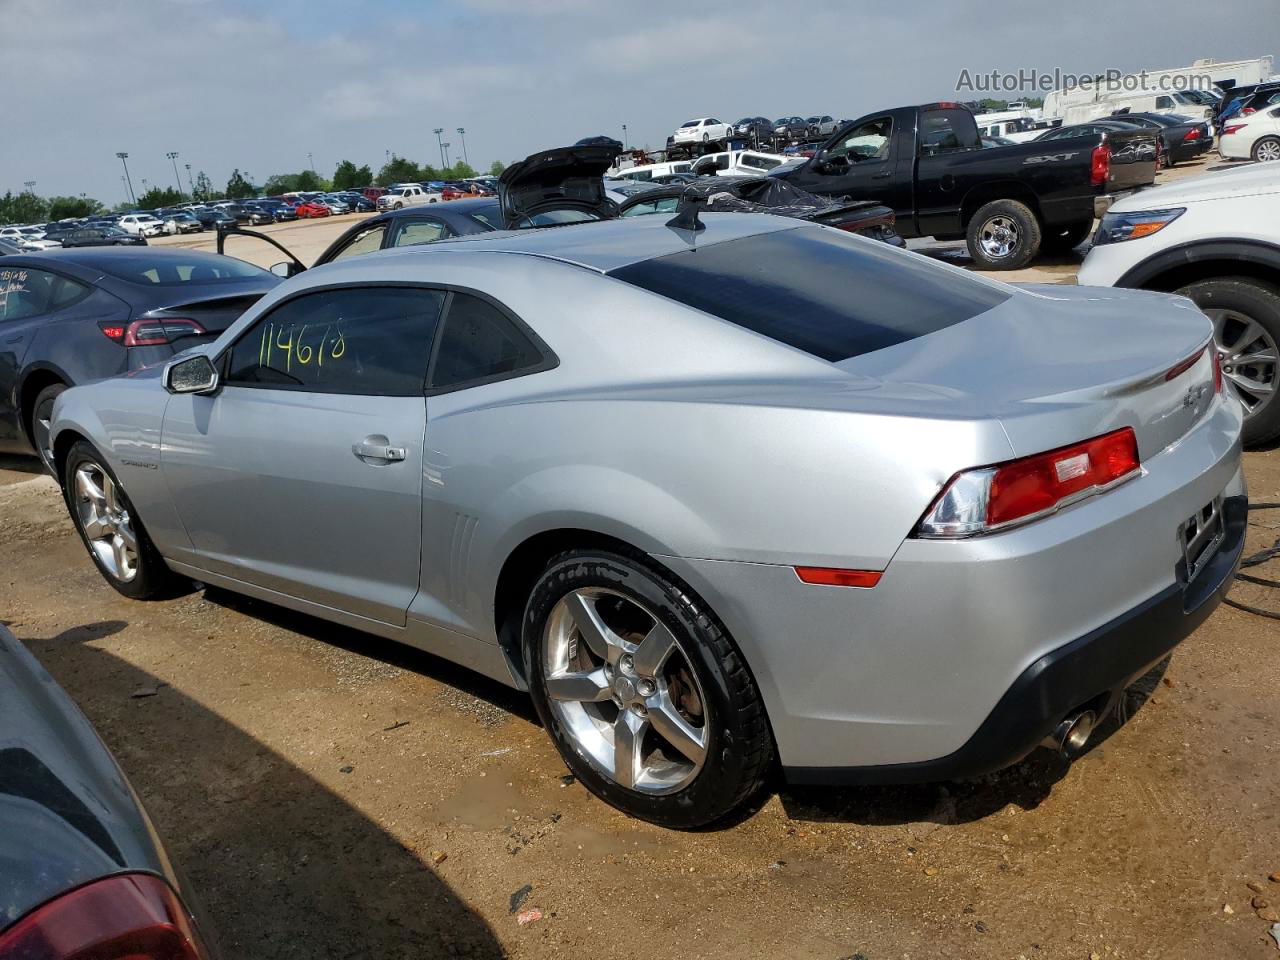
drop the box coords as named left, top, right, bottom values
left=332, top=211, right=800, bottom=274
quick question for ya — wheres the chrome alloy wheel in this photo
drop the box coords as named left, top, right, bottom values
left=1206, top=307, right=1279, bottom=419
left=32, top=395, right=56, bottom=469
left=74, top=463, right=139, bottom=582
left=542, top=587, right=709, bottom=794
left=977, top=215, right=1020, bottom=260
left=1256, top=139, right=1280, bottom=163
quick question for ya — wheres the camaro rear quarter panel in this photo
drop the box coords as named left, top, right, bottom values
left=662, top=395, right=1243, bottom=770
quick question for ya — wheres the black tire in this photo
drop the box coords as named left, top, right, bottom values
left=1040, top=219, right=1094, bottom=254
left=524, top=548, right=773, bottom=828
left=966, top=198, right=1041, bottom=271
left=30, top=382, right=67, bottom=473
left=1253, top=136, right=1280, bottom=163
left=62, top=440, right=186, bottom=599
left=1175, top=277, right=1280, bottom=447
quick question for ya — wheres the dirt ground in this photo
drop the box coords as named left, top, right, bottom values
left=7, top=152, right=1280, bottom=959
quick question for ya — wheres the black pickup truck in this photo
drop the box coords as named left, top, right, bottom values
left=771, top=102, right=1158, bottom=269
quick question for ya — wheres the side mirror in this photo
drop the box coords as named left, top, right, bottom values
left=270, top=261, right=293, bottom=278
left=163, top=354, right=219, bottom=395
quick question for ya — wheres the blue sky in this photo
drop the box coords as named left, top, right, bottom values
left=2, top=0, right=1277, bottom=203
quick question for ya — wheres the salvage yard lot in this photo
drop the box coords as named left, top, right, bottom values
left=3, top=445, right=1278, bottom=960
left=4, top=142, right=1280, bottom=955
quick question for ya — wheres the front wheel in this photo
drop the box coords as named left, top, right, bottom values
left=966, top=198, right=1041, bottom=270
left=525, top=549, right=773, bottom=828
left=1253, top=137, right=1280, bottom=163
left=1177, top=277, right=1280, bottom=446
left=62, top=440, right=185, bottom=599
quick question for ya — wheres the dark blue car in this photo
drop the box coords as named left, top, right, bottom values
left=0, top=247, right=279, bottom=467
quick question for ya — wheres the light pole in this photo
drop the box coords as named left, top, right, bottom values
left=456, top=127, right=469, bottom=168
left=307, top=152, right=316, bottom=174
left=442, top=142, right=451, bottom=168
left=140, top=178, right=149, bottom=197
left=622, top=124, right=628, bottom=149
left=166, top=152, right=183, bottom=197
left=22, top=181, right=35, bottom=193
left=116, top=152, right=136, bottom=205
left=433, top=128, right=445, bottom=170
left=184, top=163, right=194, bottom=196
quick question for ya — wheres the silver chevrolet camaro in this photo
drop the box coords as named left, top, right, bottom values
left=49, top=213, right=1246, bottom=827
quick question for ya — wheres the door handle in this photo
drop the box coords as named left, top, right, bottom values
left=871, top=170, right=892, bottom=179
left=352, top=439, right=406, bottom=463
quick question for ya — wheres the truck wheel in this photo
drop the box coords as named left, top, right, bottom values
left=1040, top=219, right=1094, bottom=255
left=966, top=199, right=1041, bottom=271
left=1176, top=277, right=1280, bottom=447
left=1253, top=137, right=1280, bottom=163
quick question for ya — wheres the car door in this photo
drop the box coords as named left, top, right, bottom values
left=789, top=115, right=910, bottom=214
left=161, top=285, right=445, bottom=626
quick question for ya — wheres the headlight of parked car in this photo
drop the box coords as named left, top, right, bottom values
left=1092, top=207, right=1185, bottom=245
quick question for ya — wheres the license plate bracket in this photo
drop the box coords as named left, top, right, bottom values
left=1179, top=496, right=1224, bottom=585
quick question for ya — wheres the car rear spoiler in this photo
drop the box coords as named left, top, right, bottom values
left=215, top=224, right=307, bottom=277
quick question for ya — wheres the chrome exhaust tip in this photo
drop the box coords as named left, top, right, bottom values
left=1042, top=710, right=1098, bottom=758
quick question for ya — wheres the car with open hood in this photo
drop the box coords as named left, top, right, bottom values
left=498, top=143, right=622, bottom=228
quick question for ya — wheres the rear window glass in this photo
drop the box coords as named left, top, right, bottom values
left=96, top=254, right=269, bottom=285
left=609, top=226, right=1009, bottom=362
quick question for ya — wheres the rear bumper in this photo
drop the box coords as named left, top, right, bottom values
left=785, top=494, right=1246, bottom=785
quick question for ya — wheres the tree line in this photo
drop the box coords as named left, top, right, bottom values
left=3, top=155, right=511, bottom=224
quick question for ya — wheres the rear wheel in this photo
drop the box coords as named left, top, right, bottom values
left=966, top=198, right=1041, bottom=270
left=30, top=382, right=67, bottom=473
left=1177, top=277, right=1280, bottom=446
left=1040, top=219, right=1094, bottom=255
left=525, top=548, right=773, bottom=828
left=62, top=440, right=185, bottom=599
left=1253, top=137, right=1280, bottom=163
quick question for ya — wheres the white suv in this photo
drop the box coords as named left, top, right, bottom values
left=1079, top=162, right=1280, bottom=445
left=118, top=214, right=166, bottom=237
left=671, top=118, right=733, bottom=145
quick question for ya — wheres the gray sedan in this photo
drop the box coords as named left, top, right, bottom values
left=49, top=214, right=1246, bottom=827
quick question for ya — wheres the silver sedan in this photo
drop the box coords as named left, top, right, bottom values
left=49, top=214, right=1246, bottom=827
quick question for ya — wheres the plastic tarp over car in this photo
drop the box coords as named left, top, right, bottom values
left=675, top=175, right=883, bottom=222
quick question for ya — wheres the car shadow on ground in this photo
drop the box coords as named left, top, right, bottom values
left=0, top=453, right=44, bottom=477
left=198, top=585, right=538, bottom=725
left=18, top=619, right=506, bottom=960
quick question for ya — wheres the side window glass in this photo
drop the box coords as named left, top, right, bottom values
left=224, top=287, right=444, bottom=395
left=429, top=293, right=546, bottom=391
left=330, top=224, right=387, bottom=262
left=827, top=118, right=892, bottom=163
left=622, top=197, right=679, bottom=217
left=0, top=268, right=57, bottom=322
left=919, top=111, right=967, bottom=155
left=50, top=276, right=91, bottom=310
left=391, top=219, right=453, bottom=248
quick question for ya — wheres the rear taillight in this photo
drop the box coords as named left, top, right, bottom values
left=1089, top=143, right=1110, bottom=186
left=1242, top=107, right=1256, bottom=115
left=0, top=873, right=210, bottom=960
left=1223, top=124, right=1248, bottom=135
left=99, top=318, right=205, bottom=346
left=1182, top=128, right=1201, bottom=141
left=916, top=428, right=1141, bottom=538
left=1213, top=350, right=1224, bottom=394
